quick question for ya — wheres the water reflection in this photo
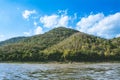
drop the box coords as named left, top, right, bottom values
left=0, top=63, right=120, bottom=80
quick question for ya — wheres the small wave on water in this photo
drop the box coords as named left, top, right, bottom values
left=0, top=63, right=120, bottom=80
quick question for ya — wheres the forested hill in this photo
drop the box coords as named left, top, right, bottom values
left=0, top=37, right=27, bottom=46
left=0, top=27, right=78, bottom=48
left=19, top=27, right=79, bottom=50
left=0, top=27, right=120, bottom=62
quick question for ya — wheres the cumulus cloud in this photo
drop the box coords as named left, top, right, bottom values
left=23, top=26, right=43, bottom=36
left=23, top=30, right=32, bottom=36
left=76, top=12, right=120, bottom=39
left=58, top=15, right=69, bottom=27
left=76, top=13, right=104, bottom=32
left=40, top=15, right=59, bottom=28
left=22, top=10, right=36, bottom=19
left=22, top=9, right=120, bottom=39
left=34, top=26, right=43, bottom=35
left=40, top=11, right=71, bottom=28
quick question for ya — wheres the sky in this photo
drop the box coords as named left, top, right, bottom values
left=0, top=0, right=120, bottom=41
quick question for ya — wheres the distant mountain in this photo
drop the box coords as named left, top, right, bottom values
left=0, top=37, right=27, bottom=46
left=0, top=27, right=79, bottom=61
left=20, top=27, right=79, bottom=50
left=0, top=27, right=120, bottom=62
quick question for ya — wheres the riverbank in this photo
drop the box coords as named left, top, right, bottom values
left=0, top=60, right=120, bottom=64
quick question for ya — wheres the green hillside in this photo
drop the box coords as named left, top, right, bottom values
left=0, top=27, right=79, bottom=61
left=0, top=27, right=120, bottom=62
left=44, top=32, right=118, bottom=61
left=44, top=32, right=106, bottom=52
left=0, top=37, right=27, bottom=46
left=20, top=27, right=79, bottom=50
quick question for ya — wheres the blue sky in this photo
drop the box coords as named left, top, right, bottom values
left=0, top=0, right=120, bottom=41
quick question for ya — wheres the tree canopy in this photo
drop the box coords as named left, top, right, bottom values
left=0, top=27, right=120, bottom=62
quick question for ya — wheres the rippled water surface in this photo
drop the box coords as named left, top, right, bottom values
left=0, top=63, right=120, bottom=80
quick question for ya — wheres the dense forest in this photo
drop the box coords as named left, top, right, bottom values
left=0, top=27, right=120, bottom=62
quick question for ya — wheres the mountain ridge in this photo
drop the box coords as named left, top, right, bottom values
left=0, top=37, right=27, bottom=46
left=0, top=27, right=120, bottom=62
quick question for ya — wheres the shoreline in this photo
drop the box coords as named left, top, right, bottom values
left=0, top=61, right=120, bottom=64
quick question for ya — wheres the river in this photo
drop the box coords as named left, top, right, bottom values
left=0, top=63, right=120, bottom=80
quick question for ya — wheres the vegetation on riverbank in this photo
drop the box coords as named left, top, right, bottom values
left=0, top=27, right=120, bottom=62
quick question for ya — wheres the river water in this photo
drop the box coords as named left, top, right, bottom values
left=0, top=63, right=120, bottom=80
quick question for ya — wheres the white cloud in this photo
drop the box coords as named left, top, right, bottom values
left=57, top=15, right=69, bottom=27
left=34, top=21, right=37, bottom=26
left=22, top=10, right=36, bottom=19
left=58, top=10, right=68, bottom=15
left=40, top=15, right=59, bottom=28
left=116, top=34, right=120, bottom=38
left=23, top=32, right=31, bottom=36
left=76, top=13, right=104, bottom=32
left=23, top=30, right=32, bottom=36
left=0, top=34, right=12, bottom=41
left=40, top=10, right=71, bottom=28
left=76, top=12, right=120, bottom=39
left=24, top=27, right=43, bottom=36
left=34, top=26, right=43, bottom=35
left=73, top=13, right=77, bottom=20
